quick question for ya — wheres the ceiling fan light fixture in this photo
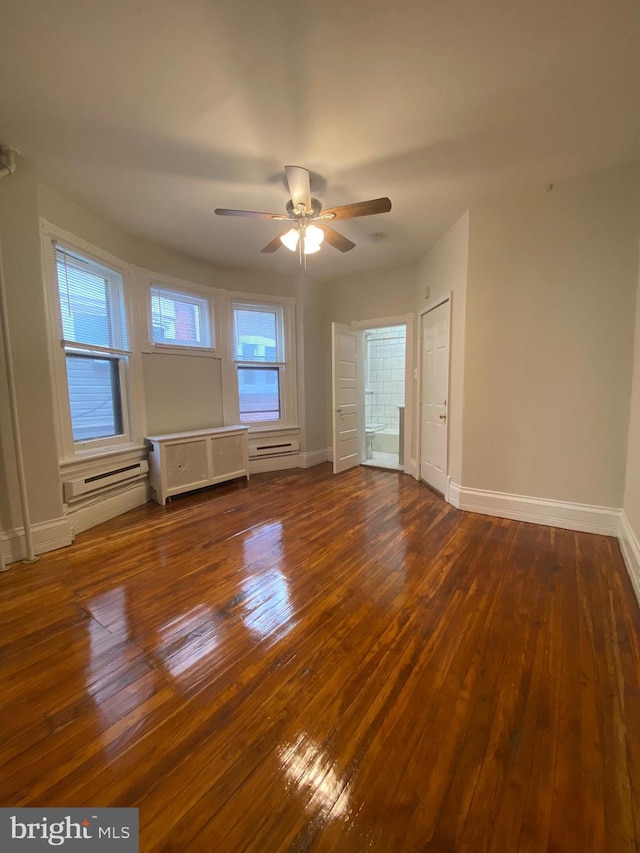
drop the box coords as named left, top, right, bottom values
left=305, top=224, right=324, bottom=248
left=280, top=228, right=299, bottom=251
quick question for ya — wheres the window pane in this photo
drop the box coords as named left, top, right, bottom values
left=55, top=247, right=127, bottom=349
left=66, top=354, right=123, bottom=441
left=233, top=308, right=279, bottom=362
left=238, top=367, right=280, bottom=422
left=151, top=286, right=212, bottom=347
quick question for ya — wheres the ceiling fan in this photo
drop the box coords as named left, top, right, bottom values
left=215, top=165, right=391, bottom=259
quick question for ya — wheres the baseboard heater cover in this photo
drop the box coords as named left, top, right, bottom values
left=63, top=459, right=149, bottom=501
left=250, top=440, right=299, bottom=458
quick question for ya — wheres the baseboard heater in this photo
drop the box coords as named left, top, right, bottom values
left=63, top=459, right=149, bottom=501
left=249, top=440, right=299, bottom=458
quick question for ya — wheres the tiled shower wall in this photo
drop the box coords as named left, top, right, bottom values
left=365, top=325, right=406, bottom=432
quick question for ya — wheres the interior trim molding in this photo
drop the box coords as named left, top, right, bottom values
left=68, top=481, right=151, bottom=536
left=619, top=511, right=640, bottom=605
left=448, top=482, right=621, bottom=537
left=406, top=458, right=419, bottom=480
left=1, top=517, right=73, bottom=565
left=298, top=449, right=328, bottom=468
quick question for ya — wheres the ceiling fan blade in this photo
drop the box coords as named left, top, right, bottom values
left=318, top=224, right=356, bottom=252
left=320, top=197, right=392, bottom=221
left=215, top=208, right=287, bottom=220
left=284, top=165, right=312, bottom=213
left=260, top=230, right=290, bottom=253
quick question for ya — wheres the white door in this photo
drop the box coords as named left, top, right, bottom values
left=420, top=301, right=450, bottom=493
left=332, top=323, right=363, bottom=474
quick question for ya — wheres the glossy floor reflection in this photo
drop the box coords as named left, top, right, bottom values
left=1, top=464, right=639, bottom=852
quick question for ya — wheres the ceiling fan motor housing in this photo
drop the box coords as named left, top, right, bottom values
left=285, top=197, right=323, bottom=219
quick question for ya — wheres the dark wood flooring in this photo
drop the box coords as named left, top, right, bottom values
left=1, top=463, right=639, bottom=851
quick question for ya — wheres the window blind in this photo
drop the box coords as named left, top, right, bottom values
left=150, top=285, right=211, bottom=348
left=54, top=244, right=129, bottom=352
left=233, top=307, right=280, bottom=362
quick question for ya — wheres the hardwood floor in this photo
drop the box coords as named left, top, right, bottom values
left=1, top=463, right=639, bottom=852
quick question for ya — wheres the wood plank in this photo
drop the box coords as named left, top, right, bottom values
left=0, top=464, right=638, bottom=852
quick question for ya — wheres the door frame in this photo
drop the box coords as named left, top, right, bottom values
left=348, top=313, right=414, bottom=475
left=416, top=294, right=452, bottom=499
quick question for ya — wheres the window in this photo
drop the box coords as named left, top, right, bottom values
left=53, top=244, right=131, bottom=448
left=231, top=301, right=296, bottom=426
left=65, top=353, right=123, bottom=440
left=150, top=285, right=213, bottom=349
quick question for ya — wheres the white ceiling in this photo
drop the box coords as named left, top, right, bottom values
left=1, top=0, right=638, bottom=277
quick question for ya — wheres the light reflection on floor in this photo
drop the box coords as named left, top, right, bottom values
left=86, top=522, right=296, bottom=712
left=155, top=604, right=221, bottom=678
left=278, top=734, right=349, bottom=818
left=241, top=522, right=294, bottom=642
left=86, top=587, right=162, bottom=750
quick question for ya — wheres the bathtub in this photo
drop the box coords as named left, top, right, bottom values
left=373, top=428, right=399, bottom=454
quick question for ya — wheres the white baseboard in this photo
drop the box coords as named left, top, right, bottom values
left=448, top=481, right=621, bottom=537
left=1, top=516, right=73, bottom=565
left=619, top=512, right=640, bottom=606
left=68, top=481, right=151, bottom=535
left=249, top=455, right=300, bottom=474
left=298, top=449, right=328, bottom=468
left=406, top=458, right=419, bottom=480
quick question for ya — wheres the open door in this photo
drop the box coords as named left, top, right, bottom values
left=332, top=323, right=363, bottom=473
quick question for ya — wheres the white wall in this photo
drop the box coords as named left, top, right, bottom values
left=463, top=162, right=640, bottom=507
left=324, top=265, right=417, bottom=324
left=297, top=274, right=327, bottom=459
left=622, top=242, right=640, bottom=597
left=142, top=353, right=224, bottom=435
left=415, top=211, right=469, bottom=483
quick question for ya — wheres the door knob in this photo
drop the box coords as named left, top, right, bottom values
left=336, top=408, right=343, bottom=414
left=439, top=413, right=447, bottom=421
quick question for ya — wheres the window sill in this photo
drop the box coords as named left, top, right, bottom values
left=246, top=425, right=300, bottom=436
left=60, top=443, right=148, bottom=472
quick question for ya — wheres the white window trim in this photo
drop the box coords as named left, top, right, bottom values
left=40, top=219, right=146, bottom=462
left=221, top=290, right=298, bottom=430
left=132, top=266, right=221, bottom=358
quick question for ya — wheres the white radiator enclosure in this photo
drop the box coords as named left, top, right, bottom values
left=147, top=425, right=249, bottom=505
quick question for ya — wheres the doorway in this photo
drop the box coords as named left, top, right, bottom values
left=332, top=315, right=413, bottom=475
left=362, top=324, right=406, bottom=471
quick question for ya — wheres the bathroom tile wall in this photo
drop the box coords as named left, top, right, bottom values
left=365, top=325, right=406, bottom=432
